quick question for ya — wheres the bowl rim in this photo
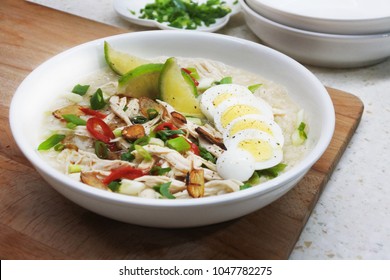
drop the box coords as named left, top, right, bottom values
left=241, top=0, right=390, bottom=39
left=9, top=30, right=335, bottom=208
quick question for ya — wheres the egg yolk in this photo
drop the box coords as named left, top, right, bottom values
left=212, top=93, right=235, bottom=107
left=221, top=105, right=260, bottom=128
left=238, top=139, right=273, bottom=161
left=229, top=119, right=273, bottom=136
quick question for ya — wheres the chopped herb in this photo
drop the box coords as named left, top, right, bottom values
left=248, top=83, right=262, bottom=93
left=66, top=122, right=77, bottom=129
left=151, top=166, right=172, bottom=176
left=135, top=144, right=152, bottom=161
left=131, top=115, right=148, bottom=124
left=62, top=114, right=87, bottom=126
left=139, top=0, right=231, bottom=30
left=54, top=143, right=65, bottom=152
left=72, top=84, right=89, bottom=96
left=121, top=150, right=135, bottom=162
left=166, top=136, right=191, bottom=152
left=156, top=129, right=185, bottom=141
left=147, top=108, right=159, bottom=120
left=108, top=180, right=121, bottom=192
left=153, top=182, right=175, bottom=199
left=199, top=146, right=216, bottom=163
left=257, top=163, right=287, bottom=178
left=90, top=88, right=106, bottom=110
left=246, top=171, right=260, bottom=185
left=298, top=122, right=308, bottom=140
left=240, top=183, right=252, bottom=190
left=94, top=140, right=108, bottom=159
left=134, top=135, right=150, bottom=146
left=214, top=76, right=233, bottom=85
left=68, top=164, right=82, bottom=173
left=38, top=134, right=66, bottom=151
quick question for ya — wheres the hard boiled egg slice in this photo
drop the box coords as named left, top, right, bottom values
left=225, top=129, right=283, bottom=170
left=223, top=114, right=284, bottom=147
left=216, top=149, right=256, bottom=181
left=200, top=84, right=254, bottom=120
left=214, top=96, right=274, bottom=132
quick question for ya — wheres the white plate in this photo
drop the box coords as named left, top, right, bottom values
left=246, top=0, right=390, bottom=34
left=241, top=0, right=390, bottom=67
left=114, top=0, right=241, bottom=32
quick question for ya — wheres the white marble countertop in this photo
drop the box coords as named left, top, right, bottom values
left=27, top=0, right=390, bottom=259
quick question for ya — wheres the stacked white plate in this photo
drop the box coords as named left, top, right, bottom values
left=240, top=0, right=390, bottom=67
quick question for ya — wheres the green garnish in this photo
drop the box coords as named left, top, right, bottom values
left=38, top=134, right=66, bottom=151
left=298, top=122, right=308, bottom=140
left=240, top=183, right=252, bottom=191
left=62, top=114, right=87, bottom=126
left=153, top=182, right=175, bottom=199
left=199, top=146, right=216, bottom=163
left=147, top=108, right=159, bottom=120
left=94, top=140, right=108, bottom=159
left=166, top=136, right=191, bottom=152
left=218, top=76, right=233, bottom=84
left=71, top=84, right=90, bottom=96
left=151, top=166, right=172, bottom=176
left=139, top=0, right=231, bottom=30
left=134, top=136, right=150, bottom=146
left=257, top=163, right=287, bottom=179
left=131, top=115, right=148, bottom=124
left=246, top=171, right=260, bottom=185
left=248, top=83, right=262, bottom=93
left=90, top=88, right=106, bottom=110
left=68, top=164, right=82, bottom=173
left=108, top=181, right=121, bottom=192
left=135, top=144, right=152, bottom=161
left=156, top=129, right=185, bottom=141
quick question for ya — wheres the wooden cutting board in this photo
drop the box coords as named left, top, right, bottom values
left=0, top=0, right=364, bottom=259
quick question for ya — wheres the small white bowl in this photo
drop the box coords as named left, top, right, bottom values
left=246, top=0, right=390, bottom=35
left=10, top=30, right=334, bottom=228
left=241, top=0, right=390, bottom=68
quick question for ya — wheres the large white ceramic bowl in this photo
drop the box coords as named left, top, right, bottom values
left=241, top=0, right=390, bottom=68
left=246, top=0, right=390, bottom=35
left=10, top=30, right=334, bottom=228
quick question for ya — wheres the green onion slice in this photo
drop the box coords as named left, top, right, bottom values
left=38, top=134, right=66, bottom=151
left=90, top=88, right=106, bottom=110
left=153, top=182, right=175, bottom=199
left=71, top=84, right=90, bottom=96
left=62, top=114, right=87, bottom=126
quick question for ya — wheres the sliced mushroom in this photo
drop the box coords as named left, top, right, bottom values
left=186, top=169, right=205, bottom=198
left=122, top=124, right=146, bottom=141
left=195, top=127, right=226, bottom=150
left=81, top=171, right=109, bottom=190
left=53, top=104, right=84, bottom=119
left=170, top=111, right=187, bottom=127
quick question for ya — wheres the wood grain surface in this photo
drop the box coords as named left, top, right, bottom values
left=0, top=0, right=364, bottom=259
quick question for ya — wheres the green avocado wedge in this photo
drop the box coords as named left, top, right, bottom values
left=104, top=41, right=149, bottom=75
left=159, top=57, right=202, bottom=117
left=118, top=63, right=164, bottom=99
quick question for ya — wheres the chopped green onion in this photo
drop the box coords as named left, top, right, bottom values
left=292, top=121, right=308, bottom=145
left=147, top=108, right=159, bottom=120
left=62, top=114, right=87, bottom=126
left=68, top=164, right=82, bottom=173
left=151, top=166, right=171, bottom=176
left=240, top=183, right=252, bottom=191
left=199, top=146, right=216, bottom=163
left=257, top=163, right=287, bottom=178
left=113, top=128, right=122, bottom=137
left=135, top=144, right=152, bottom=161
left=90, top=88, right=106, bottom=110
left=54, top=143, right=65, bottom=152
left=108, top=181, right=121, bottom=192
left=248, top=83, right=262, bottom=93
left=219, top=76, right=233, bottom=84
left=166, top=137, right=191, bottom=152
left=156, top=129, right=185, bottom=141
left=153, top=182, right=175, bottom=199
left=298, top=122, right=308, bottom=140
left=38, top=134, right=66, bottom=151
left=94, top=140, right=108, bottom=159
left=134, top=136, right=150, bottom=146
left=131, top=115, right=148, bottom=124
left=66, top=122, right=77, bottom=129
left=246, top=171, right=260, bottom=185
left=72, top=84, right=90, bottom=96
left=121, top=150, right=135, bottom=162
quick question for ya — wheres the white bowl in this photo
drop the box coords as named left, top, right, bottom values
left=241, top=0, right=390, bottom=68
left=246, top=0, right=390, bottom=35
left=10, top=30, right=334, bottom=228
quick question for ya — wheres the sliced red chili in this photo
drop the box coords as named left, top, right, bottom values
left=189, top=142, right=200, bottom=156
left=86, top=117, right=115, bottom=143
left=154, top=122, right=178, bottom=132
left=102, top=166, right=146, bottom=185
left=80, top=107, right=107, bottom=119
